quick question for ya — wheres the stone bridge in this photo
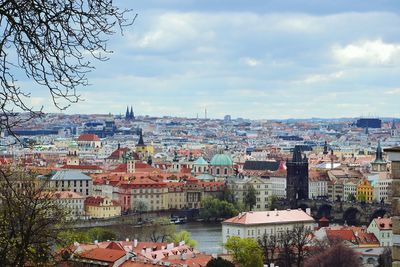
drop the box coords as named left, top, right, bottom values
left=296, top=199, right=391, bottom=226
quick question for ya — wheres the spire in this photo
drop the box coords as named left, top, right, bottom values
left=375, top=140, right=383, bottom=162
left=125, top=106, right=129, bottom=120
left=292, top=146, right=302, bottom=162
left=130, top=106, right=134, bottom=120
left=323, top=141, right=328, bottom=155
left=137, top=129, right=145, bottom=146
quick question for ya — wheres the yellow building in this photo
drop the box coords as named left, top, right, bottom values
left=85, top=196, right=121, bottom=218
left=167, top=182, right=186, bottom=209
left=356, top=179, right=373, bottom=203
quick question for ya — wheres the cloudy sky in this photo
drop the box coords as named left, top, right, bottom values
left=27, top=0, right=400, bottom=119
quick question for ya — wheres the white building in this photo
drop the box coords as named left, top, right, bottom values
left=44, top=170, right=93, bottom=196
left=270, top=176, right=286, bottom=198
left=226, top=176, right=272, bottom=211
left=222, top=209, right=315, bottom=245
left=308, top=175, right=329, bottom=198
left=367, top=217, right=392, bottom=247
left=51, top=191, right=85, bottom=220
left=343, top=179, right=358, bottom=201
left=372, top=179, right=392, bottom=204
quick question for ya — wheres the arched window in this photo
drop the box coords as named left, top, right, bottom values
left=216, top=168, right=220, bottom=175
left=224, top=168, right=228, bottom=175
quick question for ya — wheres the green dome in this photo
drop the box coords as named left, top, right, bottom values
left=210, top=153, right=233, bottom=166
left=194, top=157, right=208, bottom=165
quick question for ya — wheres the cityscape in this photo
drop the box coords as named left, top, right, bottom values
left=1, top=1, right=400, bottom=267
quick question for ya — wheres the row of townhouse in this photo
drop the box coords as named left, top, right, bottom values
left=93, top=175, right=225, bottom=213
left=49, top=191, right=121, bottom=220
left=327, top=177, right=392, bottom=203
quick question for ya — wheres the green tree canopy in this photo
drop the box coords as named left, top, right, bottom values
left=206, top=257, right=235, bottom=267
left=200, top=197, right=240, bottom=221
left=224, top=236, right=264, bottom=267
left=169, top=230, right=197, bottom=247
left=244, top=185, right=257, bottom=211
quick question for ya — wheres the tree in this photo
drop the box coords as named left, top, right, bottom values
left=86, top=227, right=116, bottom=242
left=0, top=167, right=69, bottom=266
left=57, top=230, right=91, bottom=247
left=304, top=243, right=361, bottom=267
left=199, top=197, right=240, bottom=221
left=222, top=187, right=236, bottom=203
left=258, top=233, right=278, bottom=266
left=135, top=200, right=148, bottom=213
left=147, top=217, right=176, bottom=243
left=347, top=193, right=356, bottom=202
left=268, top=195, right=279, bottom=210
left=206, top=257, right=235, bottom=267
left=169, top=230, right=197, bottom=247
left=278, top=229, right=295, bottom=267
left=224, top=236, right=264, bottom=267
left=291, top=225, right=313, bottom=267
left=0, top=0, right=135, bottom=134
left=244, top=185, right=257, bottom=211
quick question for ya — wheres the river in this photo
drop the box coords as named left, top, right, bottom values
left=176, top=222, right=223, bottom=254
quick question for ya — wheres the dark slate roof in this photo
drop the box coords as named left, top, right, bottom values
left=243, top=160, right=280, bottom=171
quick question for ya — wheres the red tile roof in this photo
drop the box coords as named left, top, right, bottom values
left=77, top=134, right=100, bottom=142
left=62, top=164, right=102, bottom=170
left=326, top=229, right=357, bottom=244
left=85, top=196, right=119, bottom=206
left=79, top=247, right=125, bottom=263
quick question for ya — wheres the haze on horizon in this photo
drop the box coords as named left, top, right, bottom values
left=23, top=0, right=400, bottom=119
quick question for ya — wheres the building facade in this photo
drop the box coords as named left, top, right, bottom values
left=222, top=209, right=314, bottom=245
left=46, top=170, right=92, bottom=196
left=85, top=196, right=121, bottom=218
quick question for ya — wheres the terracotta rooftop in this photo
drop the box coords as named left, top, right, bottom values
left=77, top=134, right=100, bottom=142
left=78, top=247, right=125, bottom=263
left=223, top=209, right=314, bottom=225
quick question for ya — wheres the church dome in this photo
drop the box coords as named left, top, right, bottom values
left=194, top=157, right=208, bottom=165
left=210, top=153, right=233, bottom=166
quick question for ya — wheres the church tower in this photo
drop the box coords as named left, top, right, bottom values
left=130, top=106, right=135, bottom=120
left=125, top=106, right=130, bottom=121
left=323, top=141, right=328, bottom=155
left=286, top=145, right=309, bottom=208
left=371, top=140, right=387, bottom=172
left=392, top=119, right=398, bottom=137
left=67, top=147, right=80, bottom=166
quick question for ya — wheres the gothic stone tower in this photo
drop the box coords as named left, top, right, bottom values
left=384, top=147, right=400, bottom=266
left=286, top=145, right=309, bottom=208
